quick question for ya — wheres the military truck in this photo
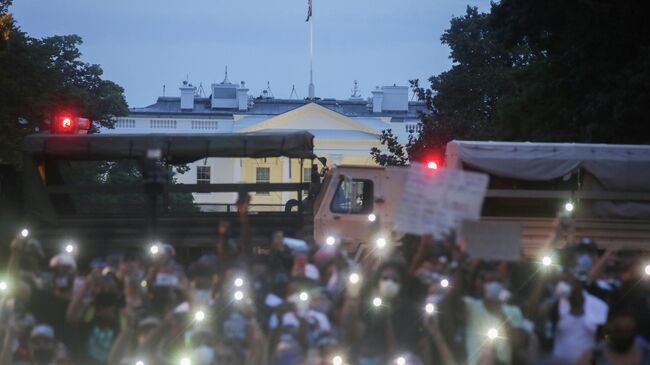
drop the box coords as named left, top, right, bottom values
left=313, top=141, right=650, bottom=256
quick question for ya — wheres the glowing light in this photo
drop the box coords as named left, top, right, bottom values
left=140, top=280, right=147, bottom=288
left=541, top=256, right=552, bottom=267
left=149, top=244, right=160, bottom=255
left=234, top=290, right=244, bottom=301
left=565, top=202, right=574, bottom=212
left=368, top=213, right=376, bottom=222
left=180, top=357, right=191, bottom=365
left=440, top=279, right=449, bottom=288
left=425, top=303, right=436, bottom=315
left=64, top=243, right=75, bottom=254
left=376, top=237, right=387, bottom=249
left=372, top=297, right=382, bottom=307
left=234, top=277, right=244, bottom=287
left=135, top=361, right=144, bottom=365
left=332, top=355, right=343, bottom=365
left=487, top=328, right=499, bottom=340
left=299, top=291, right=309, bottom=301
left=427, top=161, right=438, bottom=170
left=325, top=236, right=336, bottom=246
left=0, top=281, right=7, bottom=292
left=349, top=273, right=360, bottom=284
left=645, top=264, right=650, bottom=276
left=396, top=356, right=406, bottom=365
left=62, top=118, right=72, bottom=128
left=20, top=228, right=29, bottom=238
left=194, top=310, right=205, bottom=322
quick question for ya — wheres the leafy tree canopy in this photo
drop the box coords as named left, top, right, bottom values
left=0, top=0, right=128, bottom=164
left=373, top=1, right=650, bottom=166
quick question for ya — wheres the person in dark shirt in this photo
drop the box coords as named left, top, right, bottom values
left=342, top=260, right=430, bottom=365
left=29, top=254, right=77, bottom=351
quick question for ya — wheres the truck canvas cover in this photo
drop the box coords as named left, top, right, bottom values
left=23, top=131, right=316, bottom=163
left=446, top=140, right=650, bottom=192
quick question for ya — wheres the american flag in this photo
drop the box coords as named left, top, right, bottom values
left=306, top=0, right=312, bottom=22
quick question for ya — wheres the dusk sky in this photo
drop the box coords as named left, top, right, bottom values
left=10, top=0, right=491, bottom=108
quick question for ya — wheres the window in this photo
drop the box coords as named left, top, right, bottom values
left=256, top=167, right=270, bottom=195
left=303, top=167, right=312, bottom=183
left=302, top=167, right=312, bottom=196
left=196, top=166, right=211, bottom=184
left=330, top=179, right=373, bottom=214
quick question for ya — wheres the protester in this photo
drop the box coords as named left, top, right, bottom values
left=1, top=210, right=650, bottom=365
left=577, top=307, right=650, bottom=365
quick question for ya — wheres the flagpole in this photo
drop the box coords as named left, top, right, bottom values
left=308, top=2, right=315, bottom=99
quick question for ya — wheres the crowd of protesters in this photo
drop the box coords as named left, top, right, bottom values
left=1, top=201, right=650, bottom=365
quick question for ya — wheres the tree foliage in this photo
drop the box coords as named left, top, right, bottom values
left=0, top=0, right=128, bottom=164
left=374, top=2, right=650, bottom=166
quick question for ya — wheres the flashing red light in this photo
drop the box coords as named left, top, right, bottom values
left=427, top=161, right=438, bottom=170
left=51, top=115, right=91, bottom=134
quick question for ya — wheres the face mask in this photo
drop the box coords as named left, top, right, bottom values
left=555, top=281, right=572, bottom=298
left=289, top=294, right=309, bottom=317
left=54, top=274, right=73, bottom=289
left=483, top=281, right=504, bottom=302
left=576, top=254, right=594, bottom=271
left=31, top=348, right=55, bottom=364
left=192, top=289, right=212, bottom=305
left=378, top=279, right=400, bottom=299
left=607, top=334, right=635, bottom=353
left=193, top=345, right=215, bottom=365
left=358, top=356, right=380, bottom=365
left=499, top=289, right=512, bottom=303
left=427, top=294, right=444, bottom=304
left=312, top=299, right=332, bottom=315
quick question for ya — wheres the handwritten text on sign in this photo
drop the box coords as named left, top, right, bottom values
left=394, top=163, right=489, bottom=238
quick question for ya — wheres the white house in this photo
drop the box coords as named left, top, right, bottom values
left=102, top=75, right=426, bottom=210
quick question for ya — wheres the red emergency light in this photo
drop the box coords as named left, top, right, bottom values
left=51, top=115, right=91, bottom=134
left=427, top=161, right=439, bottom=170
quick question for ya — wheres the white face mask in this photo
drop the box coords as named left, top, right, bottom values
left=426, top=294, right=444, bottom=304
left=379, top=279, right=400, bottom=299
left=192, top=289, right=212, bottom=306
left=193, top=345, right=215, bottom=365
left=555, top=281, right=572, bottom=298
left=289, top=294, right=310, bottom=317
left=483, top=281, right=505, bottom=302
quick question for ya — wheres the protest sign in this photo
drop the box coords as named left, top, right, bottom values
left=461, top=221, right=522, bottom=261
left=394, top=163, right=489, bottom=238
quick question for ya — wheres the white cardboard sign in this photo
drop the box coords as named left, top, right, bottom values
left=461, top=221, right=522, bottom=261
left=394, top=163, right=489, bottom=238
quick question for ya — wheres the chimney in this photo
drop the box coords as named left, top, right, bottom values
left=380, top=85, right=408, bottom=112
left=237, top=81, right=249, bottom=111
left=180, top=81, right=196, bottom=111
left=371, top=87, right=384, bottom=113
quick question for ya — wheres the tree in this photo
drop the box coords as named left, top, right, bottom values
left=375, top=1, right=650, bottom=166
left=370, top=129, right=409, bottom=166
left=373, top=6, right=520, bottom=165
left=490, top=0, right=650, bottom=143
left=0, top=0, right=128, bottom=164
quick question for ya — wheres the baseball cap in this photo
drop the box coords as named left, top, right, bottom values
left=30, top=324, right=55, bottom=339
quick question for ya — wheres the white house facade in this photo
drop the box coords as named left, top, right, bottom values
left=101, top=76, right=426, bottom=210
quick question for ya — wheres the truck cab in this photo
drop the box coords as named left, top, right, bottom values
left=313, top=165, right=408, bottom=247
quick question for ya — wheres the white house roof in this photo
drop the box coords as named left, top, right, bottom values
left=130, top=97, right=427, bottom=120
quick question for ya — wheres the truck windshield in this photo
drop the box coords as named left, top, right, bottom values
left=330, top=179, right=373, bottom=214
